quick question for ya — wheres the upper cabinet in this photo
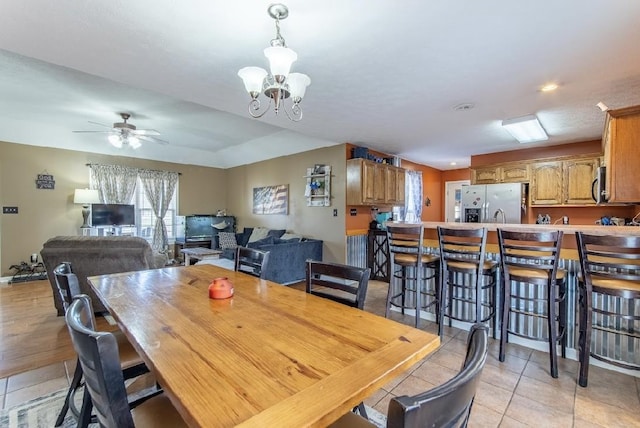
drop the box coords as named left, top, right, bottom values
left=471, top=164, right=530, bottom=184
left=347, top=158, right=405, bottom=206
left=602, top=105, right=640, bottom=203
left=530, top=157, right=599, bottom=205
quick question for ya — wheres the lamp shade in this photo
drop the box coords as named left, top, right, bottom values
left=74, top=189, right=100, bottom=205
left=287, top=73, right=311, bottom=100
left=264, top=46, right=297, bottom=78
left=238, top=67, right=268, bottom=94
left=501, top=114, right=549, bottom=143
left=128, top=136, right=141, bottom=149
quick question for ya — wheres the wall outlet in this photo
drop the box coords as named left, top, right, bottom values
left=3, top=206, right=18, bottom=214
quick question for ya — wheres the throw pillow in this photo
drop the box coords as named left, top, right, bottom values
left=267, top=229, right=286, bottom=239
left=248, top=227, right=270, bottom=243
left=218, top=232, right=238, bottom=250
left=247, top=235, right=275, bottom=248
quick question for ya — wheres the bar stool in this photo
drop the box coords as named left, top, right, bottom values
left=437, top=227, right=497, bottom=336
left=385, top=223, right=440, bottom=332
left=497, top=229, right=567, bottom=378
left=575, top=232, right=640, bottom=387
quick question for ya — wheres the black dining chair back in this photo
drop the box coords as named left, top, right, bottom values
left=234, top=247, right=271, bottom=279
left=386, top=324, right=489, bottom=428
left=66, top=295, right=187, bottom=428
left=53, top=262, right=81, bottom=312
left=66, top=295, right=134, bottom=427
left=305, top=260, right=371, bottom=309
left=329, top=324, right=489, bottom=428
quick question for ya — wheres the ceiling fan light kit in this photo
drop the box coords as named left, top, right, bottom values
left=238, top=3, right=311, bottom=122
left=73, top=112, right=167, bottom=149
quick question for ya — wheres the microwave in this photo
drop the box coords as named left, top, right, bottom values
left=592, top=166, right=608, bottom=204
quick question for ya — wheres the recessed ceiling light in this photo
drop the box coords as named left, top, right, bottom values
left=450, top=162, right=457, bottom=166
left=540, top=83, right=558, bottom=92
left=454, top=103, right=475, bottom=111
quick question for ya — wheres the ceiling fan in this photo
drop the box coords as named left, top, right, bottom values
left=73, top=113, right=168, bottom=149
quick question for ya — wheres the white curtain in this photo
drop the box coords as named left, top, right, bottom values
left=402, top=170, right=423, bottom=222
left=89, top=164, right=138, bottom=204
left=139, top=170, right=179, bottom=252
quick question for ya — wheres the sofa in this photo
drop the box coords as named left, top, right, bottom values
left=214, top=227, right=323, bottom=285
left=41, top=236, right=166, bottom=315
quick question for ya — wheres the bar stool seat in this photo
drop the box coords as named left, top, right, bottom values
left=446, top=259, right=497, bottom=273
left=386, top=223, right=441, bottom=332
left=498, top=229, right=567, bottom=379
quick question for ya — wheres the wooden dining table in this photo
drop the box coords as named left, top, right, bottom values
left=88, top=264, right=441, bottom=427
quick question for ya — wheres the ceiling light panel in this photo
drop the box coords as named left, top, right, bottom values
left=501, top=114, right=549, bottom=144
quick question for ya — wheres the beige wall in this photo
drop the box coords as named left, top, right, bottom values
left=226, top=145, right=347, bottom=263
left=0, top=141, right=226, bottom=275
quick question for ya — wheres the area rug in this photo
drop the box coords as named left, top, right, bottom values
left=0, top=389, right=386, bottom=428
left=0, top=388, right=80, bottom=428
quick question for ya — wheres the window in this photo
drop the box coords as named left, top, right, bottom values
left=132, top=180, right=178, bottom=242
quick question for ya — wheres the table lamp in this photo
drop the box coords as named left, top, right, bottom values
left=74, top=189, right=101, bottom=228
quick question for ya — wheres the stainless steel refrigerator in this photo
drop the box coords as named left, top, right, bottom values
left=461, top=183, right=525, bottom=224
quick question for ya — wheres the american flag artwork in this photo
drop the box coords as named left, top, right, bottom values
left=252, top=184, right=288, bottom=215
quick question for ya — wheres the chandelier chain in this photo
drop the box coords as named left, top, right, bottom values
left=271, top=18, right=286, bottom=47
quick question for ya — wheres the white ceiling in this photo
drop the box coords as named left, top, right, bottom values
left=0, top=1, right=639, bottom=170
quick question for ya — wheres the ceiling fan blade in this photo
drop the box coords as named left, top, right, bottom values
left=132, top=129, right=161, bottom=136
left=72, top=130, right=114, bottom=134
left=139, top=135, right=169, bottom=145
left=87, top=120, right=113, bottom=128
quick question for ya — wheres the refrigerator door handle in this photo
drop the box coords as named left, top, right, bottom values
left=481, top=202, right=487, bottom=223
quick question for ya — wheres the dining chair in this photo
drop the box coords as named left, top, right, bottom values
left=385, top=223, right=440, bottom=331
left=497, top=229, right=567, bottom=378
left=437, top=227, right=497, bottom=336
left=65, top=295, right=187, bottom=427
left=329, top=323, right=489, bottom=428
left=575, top=232, right=640, bottom=387
left=234, top=246, right=271, bottom=279
left=305, top=260, right=371, bottom=309
left=52, top=262, right=150, bottom=427
left=305, top=260, right=371, bottom=418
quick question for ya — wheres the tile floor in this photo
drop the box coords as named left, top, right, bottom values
left=1, top=280, right=639, bottom=427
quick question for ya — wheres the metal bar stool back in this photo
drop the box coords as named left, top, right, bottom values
left=385, top=223, right=440, bottom=332
left=575, top=232, right=640, bottom=387
left=497, top=229, right=566, bottom=378
left=437, top=227, right=497, bottom=336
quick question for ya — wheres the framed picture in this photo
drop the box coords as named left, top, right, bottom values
left=253, top=184, right=289, bottom=215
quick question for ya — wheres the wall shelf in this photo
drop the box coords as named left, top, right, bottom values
left=305, top=165, right=331, bottom=207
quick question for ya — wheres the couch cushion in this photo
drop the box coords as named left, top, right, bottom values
left=247, top=235, right=276, bottom=248
left=218, top=232, right=238, bottom=250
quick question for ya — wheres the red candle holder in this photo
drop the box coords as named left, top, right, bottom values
left=208, top=277, right=234, bottom=299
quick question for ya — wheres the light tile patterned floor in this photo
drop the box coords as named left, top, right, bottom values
left=2, top=280, right=639, bottom=427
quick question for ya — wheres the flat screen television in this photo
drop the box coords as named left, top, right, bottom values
left=184, top=215, right=214, bottom=241
left=91, top=204, right=136, bottom=227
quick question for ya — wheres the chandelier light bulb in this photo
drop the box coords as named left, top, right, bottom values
left=238, top=67, right=268, bottom=96
left=128, top=136, right=141, bottom=149
left=287, top=73, right=311, bottom=101
left=264, top=46, right=297, bottom=81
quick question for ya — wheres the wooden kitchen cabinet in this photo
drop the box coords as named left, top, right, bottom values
left=530, top=162, right=563, bottom=205
left=563, top=157, right=598, bottom=204
left=471, top=163, right=530, bottom=184
left=530, top=157, right=599, bottom=205
left=347, top=158, right=405, bottom=206
left=385, top=164, right=406, bottom=205
left=602, top=105, right=640, bottom=203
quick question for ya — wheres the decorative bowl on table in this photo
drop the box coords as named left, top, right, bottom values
left=208, top=277, right=234, bottom=299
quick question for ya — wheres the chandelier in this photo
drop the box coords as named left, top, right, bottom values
left=108, top=132, right=141, bottom=149
left=238, top=3, right=311, bottom=122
